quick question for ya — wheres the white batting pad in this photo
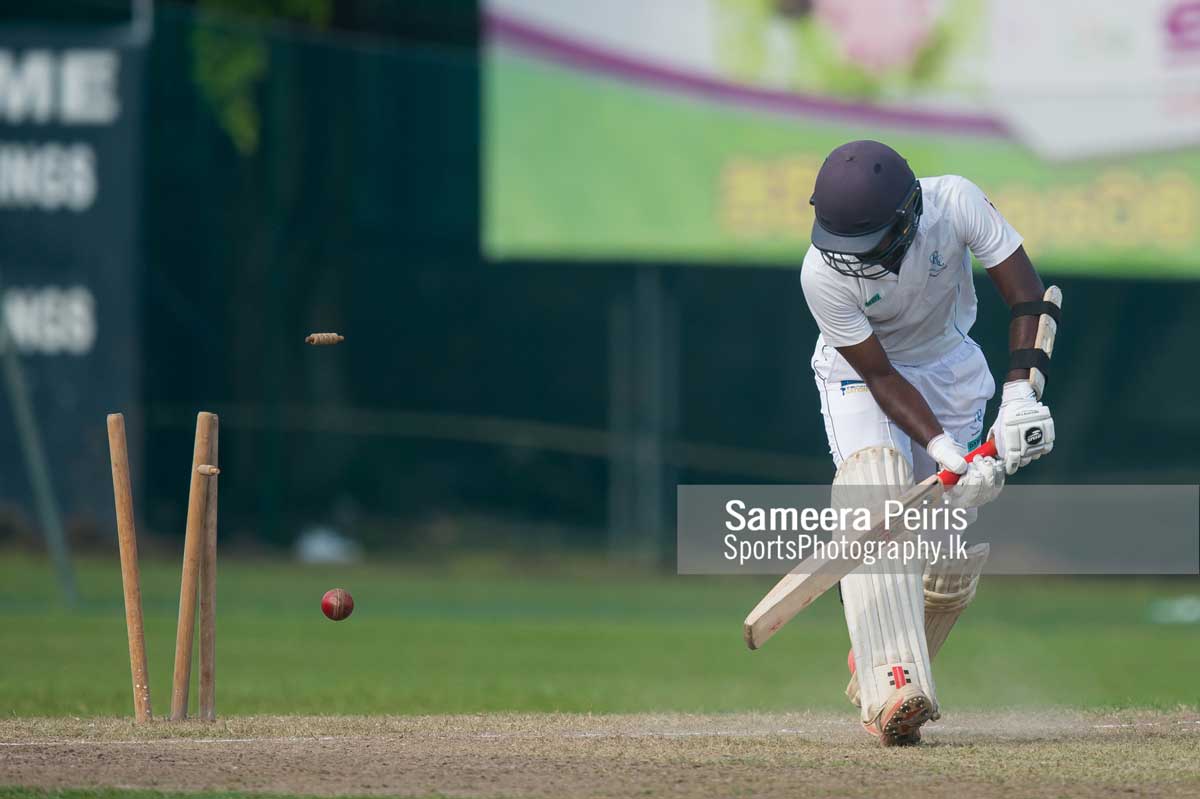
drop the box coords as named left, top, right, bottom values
left=830, top=446, right=912, bottom=507
left=833, top=447, right=936, bottom=722
left=924, top=543, right=990, bottom=660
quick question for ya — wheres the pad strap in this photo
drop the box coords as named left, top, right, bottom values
left=1011, top=300, right=1061, bottom=324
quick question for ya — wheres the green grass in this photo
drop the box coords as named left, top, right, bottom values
left=1, top=551, right=1197, bottom=717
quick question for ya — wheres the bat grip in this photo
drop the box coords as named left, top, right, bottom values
left=937, top=439, right=998, bottom=487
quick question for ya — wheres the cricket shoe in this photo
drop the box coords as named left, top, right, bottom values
left=863, top=684, right=936, bottom=747
left=846, top=652, right=941, bottom=723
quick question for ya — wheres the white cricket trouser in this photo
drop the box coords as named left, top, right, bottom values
left=811, top=337, right=996, bottom=480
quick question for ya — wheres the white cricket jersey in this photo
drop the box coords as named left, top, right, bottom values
left=800, top=175, right=1023, bottom=367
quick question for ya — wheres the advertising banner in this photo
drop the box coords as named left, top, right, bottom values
left=484, top=0, right=1200, bottom=275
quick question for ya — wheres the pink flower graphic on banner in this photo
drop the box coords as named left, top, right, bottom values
left=814, top=0, right=943, bottom=75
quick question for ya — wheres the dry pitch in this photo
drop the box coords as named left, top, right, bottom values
left=2, top=711, right=1198, bottom=799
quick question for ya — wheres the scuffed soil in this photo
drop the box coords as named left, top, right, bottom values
left=2, top=710, right=1198, bottom=798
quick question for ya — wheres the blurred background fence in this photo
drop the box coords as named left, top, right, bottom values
left=2, top=1, right=1199, bottom=571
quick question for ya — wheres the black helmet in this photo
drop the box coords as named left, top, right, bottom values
left=810, top=140, right=923, bottom=279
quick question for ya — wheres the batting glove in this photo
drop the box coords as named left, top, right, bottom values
left=989, top=381, right=1055, bottom=475
left=926, top=432, right=967, bottom=475
left=946, top=456, right=1006, bottom=509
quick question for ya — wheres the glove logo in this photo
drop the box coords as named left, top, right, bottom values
left=1025, top=427, right=1044, bottom=446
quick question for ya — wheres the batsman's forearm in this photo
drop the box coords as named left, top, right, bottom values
left=864, top=371, right=944, bottom=448
left=987, top=246, right=1046, bottom=383
left=1005, top=313, right=1041, bottom=383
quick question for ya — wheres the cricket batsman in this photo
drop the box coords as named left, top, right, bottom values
left=801, top=140, right=1055, bottom=744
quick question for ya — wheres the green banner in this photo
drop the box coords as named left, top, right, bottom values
left=484, top=2, right=1200, bottom=277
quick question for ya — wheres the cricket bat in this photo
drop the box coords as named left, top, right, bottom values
left=743, top=285, right=1062, bottom=651
left=742, top=439, right=996, bottom=651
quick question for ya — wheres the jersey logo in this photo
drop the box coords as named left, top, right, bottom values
left=929, top=251, right=947, bottom=276
left=865, top=293, right=883, bottom=307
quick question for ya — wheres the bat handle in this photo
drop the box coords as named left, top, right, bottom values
left=937, top=439, right=998, bottom=486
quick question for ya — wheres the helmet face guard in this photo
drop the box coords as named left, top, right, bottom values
left=814, top=182, right=923, bottom=280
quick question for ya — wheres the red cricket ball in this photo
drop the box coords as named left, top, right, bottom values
left=321, top=588, right=354, bottom=621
